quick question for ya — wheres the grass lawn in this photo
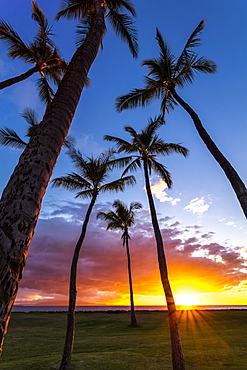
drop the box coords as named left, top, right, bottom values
left=0, top=309, right=247, bottom=369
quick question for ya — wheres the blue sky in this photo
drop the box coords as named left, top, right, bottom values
left=0, top=0, right=246, bottom=306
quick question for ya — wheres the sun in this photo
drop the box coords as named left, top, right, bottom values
left=174, top=293, right=199, bottom=308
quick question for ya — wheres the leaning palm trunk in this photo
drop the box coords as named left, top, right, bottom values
left=60, top=195, right=97, bottom=370
left=0, top=65, right=39, bottom=90
left=0, top=0, right=106, bottom=352
left=143, top=161, right=185, bottom=370
left=125, top=238, right=137, bottom=327
left=171, top=88, right=247, bottom=219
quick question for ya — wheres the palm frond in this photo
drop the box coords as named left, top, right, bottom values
left=107, top=155, right=134, bottom=169
left=106, top=0, right=136, bottom=17
left=150, top=141, right=188, bottom=157
left=31, top=1, right=55, bottom=48
left=153, top=28, right=175, bottom=79
left=51, top=172, right=92, bottom=192
left=121, top=158, right=142, bottom=176
left=104, top=134, right=134, bottom=153
left=97, top=210, right=122, bottom=230
left=129, top=201, right=142, bottom=211
left=116, top=85, right=159, bottom=112
left=107, top=10, right=138, bottom=58
left=36, top=76, right=54, bottom=106
left=100, top=174, right=136, bottom=193
left=190, top=55, right=217, bottom=74
left=150, top=159, right=172, bottom=188
left=0, top=127, right=27, bottom=148
left=74, top=189, right=94, bottom=199
left=21, top=107, right=39, bottom=127
left=0, top=20, right=33, bottom=61
left=63, top=135, right=76, bottom=150
left=55, top=0, right=94, bottom=21
left=176, top=55, right=217, bottom=87
left=75, top=14, right=94, bottom=46
left=175, top=19, right=205, bottom=76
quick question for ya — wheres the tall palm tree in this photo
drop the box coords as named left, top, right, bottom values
left=116, top=20, right=247, bottom=219
left=0, top=108, right=74, bottom=150
left=0, top=0, right=137, bottom=351
left=52, top=148, right=135, bottom=370
left=97, top=199, right=142, bottom=327
left=104, top=116, right=188, bottom=370
left=0, top=1, right=67, bottom=105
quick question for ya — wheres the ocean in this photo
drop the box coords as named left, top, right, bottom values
left=12, top=305, right=247, bottom=312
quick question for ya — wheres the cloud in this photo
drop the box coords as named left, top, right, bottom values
left=151, top=180, right=181, bottom=205
left=226, top=221, right=236, bottom=227
left=184, top=197, right=210, bottom=215
left=15, top=199, right=247, bottom=306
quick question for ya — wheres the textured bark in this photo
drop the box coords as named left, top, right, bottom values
left=0, top=0, right=106, bottom=352
left=0, top=65, right=39, bottom=90
left=171, top=88, right=247, bottom=219
left=60, top=195, right=97, bottom=370
left=143, top=161, right=185, bottom=370
left=125, top=237, right=137, bottom=327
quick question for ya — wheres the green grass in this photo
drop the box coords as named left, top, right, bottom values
left=0, top=310, right=247, bottom=369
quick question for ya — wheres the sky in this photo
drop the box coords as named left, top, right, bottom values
left=0, top=0, right=247, bottom=307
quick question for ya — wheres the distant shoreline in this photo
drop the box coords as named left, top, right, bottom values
left=12, top=305, right=247, bottom=313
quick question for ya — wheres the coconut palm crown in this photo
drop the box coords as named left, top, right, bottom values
left=0, top=1, right=67, bottom=104
left=56, top=0, right=138, bottom=58
left=52, top=147, right=136, bottom=201
left=97, top=199, right=142, bottom=246
left=105, top=116, right=188, bottom=185
left=116, top=19, right=216, bottom=115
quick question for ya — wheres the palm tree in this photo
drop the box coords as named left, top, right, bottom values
left=104, top=116, right=188, bottom=370
left=0, top=0, right=137, bottom=351
left=116, top=20, right=247, bottom=219
left=0, top=1, right=67, bottom=105
left=97, top=199, right=142, bottom=327
left=0, top=108, right=74, bottom=150
left=51, top=148, right=135, bottom=370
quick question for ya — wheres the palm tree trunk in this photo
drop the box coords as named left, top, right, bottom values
left=143, top=161, right=185, bottom=370
left=125, top=237, right=137, bottom=327
left=171, top=88, right=247, bottom=219
left=0, top=65, right=39, bottom=90
left=0, top=0, right=106, bottom=353
left=60, top=194, right=97, bottom=370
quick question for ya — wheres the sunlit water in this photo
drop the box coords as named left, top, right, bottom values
left=12, top=305, right=247, bottom=312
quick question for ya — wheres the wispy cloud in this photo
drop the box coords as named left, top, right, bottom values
left=184, top=197, right=210, bottom=215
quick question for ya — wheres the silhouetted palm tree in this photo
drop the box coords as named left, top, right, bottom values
left=104, top=116, right=188, bottom=370
left=52, top=148, right=136, bottom=370
left=0, top=0, right=137, bottom=351
left=0, top=1, right=67, bottom=105
left=116, top=20, right=247, bottom=219
left=97, top=199, right=142, bottom=327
